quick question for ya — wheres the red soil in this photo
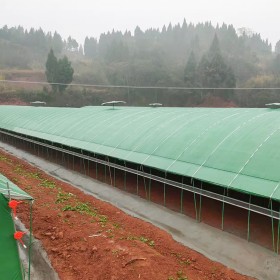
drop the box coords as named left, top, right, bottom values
left=0, top=98, right=28, bottom=105
left=0, top=149, right=255, bottom=280
left=198, top=96, right=238, bottom=108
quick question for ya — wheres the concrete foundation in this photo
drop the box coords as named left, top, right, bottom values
left=16, top=220, right=59, bottom=280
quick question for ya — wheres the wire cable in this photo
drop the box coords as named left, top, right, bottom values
left=1, top=79, right=280, bottom=91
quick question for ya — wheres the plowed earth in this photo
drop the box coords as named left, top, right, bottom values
left=0, top=149, right=254, bottom=280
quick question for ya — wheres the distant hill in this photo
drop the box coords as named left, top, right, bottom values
left=0, top=22, right=280, bottom=108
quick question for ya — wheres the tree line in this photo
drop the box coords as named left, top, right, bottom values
left=1, top=22, right=280, bottom=106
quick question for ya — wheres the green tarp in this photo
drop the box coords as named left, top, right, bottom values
left=0, top=105, right=280, bottom=201
left=0, top=194, right=23, bottom=280
left=0, top=174, right=33, bottom=280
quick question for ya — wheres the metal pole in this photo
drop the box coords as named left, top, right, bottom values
left=277, top=209, right=280, bottom=254
left=28, top=201, right=33, bottom=280
left=104, top=162, right=107, bottom=183
left=107, top=157, right=113, bottom=186
left=247, top=195, right=251, bottom=241
left=270, top=200, right=275, bottom=252
left=6, top=182, right=11, bottom=201
left=192, top=179, right=198, bottom=222
left=136, top=166, right=139, bottom=195
left=113, top=159, right=116, bottom=187
left=61, top=145, right=64, bottom=165
left=46, top=141, right=49, bottom=159
left=141, top=165, right=147, bottom=198
left=180, top=177, right=184, bottom=214
left=82, top=151, right=86, bottom=175
left=72, top=154, right=74, bottom=170
left=124, top=162, right=126, bottom=191
left=163, top=172, right=166, bottom=206
left=148, top=168, right=151, bottom=201
left=222, top=188, right=226, bottom=230
left=199, top=181, right=203, bottom=222
left=96, top=155, right=98, bottom=179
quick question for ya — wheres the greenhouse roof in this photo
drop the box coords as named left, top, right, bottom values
left=0, top=105, right=280, bottom=201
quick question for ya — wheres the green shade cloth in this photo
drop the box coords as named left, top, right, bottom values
left=0, top=194, right=23, bottom=280
left=0, top=105, right=280, bottom=201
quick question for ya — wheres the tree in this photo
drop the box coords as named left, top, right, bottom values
left=52, top=32, right=64, bottom=53
left=184, top=51, right=197, bottom=86
left=198, top=34, right=236, bottom=88
left=45, top=49, right=74, bottom=92
left=84, top=37, right=97, bottom=59
left=272, top=54, right=280, bottom=75
left=45, top=49, right=58, bottom=92
left=66, top=36, right=78, bottom=52
left=56, top=56, right=74, bottom=92
left=275, top=40, right=280, bottom=54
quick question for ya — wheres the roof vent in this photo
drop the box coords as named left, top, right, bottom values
left=149, top=103, right=162, bottom=108
left=101, top=101, right=126, bottom=109
left=265, top=103, right=280, bottom=109
left=30, top=101, right=46, bottom=106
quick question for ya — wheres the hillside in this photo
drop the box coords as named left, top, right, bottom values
left=0, top=22, right=280, bottom=107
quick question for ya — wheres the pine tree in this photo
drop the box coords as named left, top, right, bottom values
left=45, top=50, right=74, bottom=92
left=272, top=54, right=280, bottom=75
left=84, top=37, right=97, bottom=59
left=56, top=56, right=74, bottom=92
left=275, top=40, right=280, bottom=54
left=45, top=49, right=58, bottom=92
left=184, top=51, right=197, bottom=86
left=52, top=32, right=63, bottom=53
left=198, top=34, right=236, bottom=89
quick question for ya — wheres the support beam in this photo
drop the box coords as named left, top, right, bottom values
left=270, top=200, right=275, bottom=252
left=277, top=210, right=280, bottom=254
left=180, top=177, right=184, bottom=214
left=163, top=172, right=166, bottom=207
left=199, top=182, right=202, bottom=222
left=222, top=188, right=226, bottom=230
left=247, top=195, right=251, bottom=241
left=136, top=166, right=139, bottom=195
left=192, top=179, right=198, bottom=222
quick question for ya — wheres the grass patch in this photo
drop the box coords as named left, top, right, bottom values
left=39, top=179, right=56, bottom=189
left=0, top=155, right=11, bottom=162
left=168, top=270, right=188, bottom=280
left=62, top=202, right=97, bottom=217
left=112, top=223, right=121, bottom=229
left=27, top=172, right=42, bottom=180
left=55, top=191, right=75, bottom=203
left=123, top=235, right=155, bottom=247
left=98, top=215, right=108, bottom=227
left=13, top=165, right=25, bottom=175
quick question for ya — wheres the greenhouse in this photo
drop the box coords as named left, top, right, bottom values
left=0, top=105, right=279, bottom=252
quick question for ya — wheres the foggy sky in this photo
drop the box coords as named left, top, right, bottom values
left=1, top=0, right=279, bottom=47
